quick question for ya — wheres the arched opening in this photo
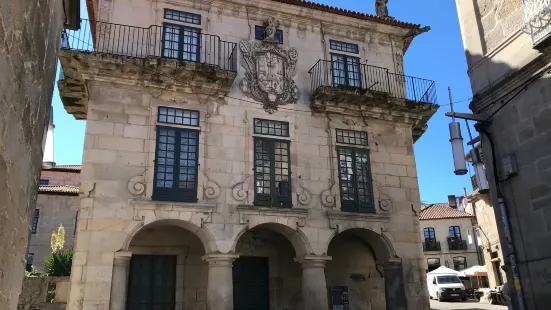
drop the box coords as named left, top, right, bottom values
left=125, top=221, right=208, bottom=310
left=325, top=228, right=395, bottom=310
left=233, top=224, right=304, bottom=310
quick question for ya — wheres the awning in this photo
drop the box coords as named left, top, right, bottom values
left=458, top=265, right=488, bottom=277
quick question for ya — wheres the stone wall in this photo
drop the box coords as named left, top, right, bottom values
left=0, top=0, right=64, bottom=308
left=471, top=194, right=506, bottom=288
left=474, top=0, right=524, bottom=54
left=17, top=277, right=68, bottom=310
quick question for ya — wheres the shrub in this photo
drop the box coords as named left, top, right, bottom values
left=43, top=250, right=73, bottom=276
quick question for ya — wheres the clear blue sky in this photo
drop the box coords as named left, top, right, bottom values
left=52, top=0, right=475, bottom=203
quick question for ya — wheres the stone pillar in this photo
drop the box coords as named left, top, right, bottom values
left=203, top=253, right=240, bottom=310
left=382, top=260, right=408, bottom=310
left=110, top=251, right=132, bottom=310
left=296, top=255, right=332, bottom=310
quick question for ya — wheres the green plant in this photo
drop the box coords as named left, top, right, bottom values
left=43, top=250, right=73, bottom=276
left=43, top=224, right=73, bottom=276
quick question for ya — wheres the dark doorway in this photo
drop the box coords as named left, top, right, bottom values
left=127, top=255, right=177, bottom=310
left=233, top=256, right=270, bottom=310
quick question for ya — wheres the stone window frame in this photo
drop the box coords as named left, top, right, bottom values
left=164, top=8, right=201, bottom=25
left=152, top=126, right=200, bottom=203
left=329, top=39, right=359, bottom=54
left=31, top=209, right=40, bottom=234
left=254, top=25, right=283, bottom=44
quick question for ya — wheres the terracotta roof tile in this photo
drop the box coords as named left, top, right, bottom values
left=38, top=185, right=80, bottom=195
left=47, top=165, right=82, bottom=172
left=419, top=203, right=473, bottom=220
left=271, top=0, right=420, bottom=30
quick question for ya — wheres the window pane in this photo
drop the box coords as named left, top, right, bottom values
left=164, top=9, right=201, bottom=25
left=155, top=129, right=177, bottom=189
left=329, top=40, right=359, bottom=54
left=335, top=129, right=368, bottom=146
left=254, top=118, right=290, bottom=137
left=158, top=107, right=199, bottom=126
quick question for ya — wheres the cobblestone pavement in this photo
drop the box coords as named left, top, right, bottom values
left=430, top=299, right=508, bottom=309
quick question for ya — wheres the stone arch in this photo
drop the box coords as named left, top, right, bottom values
left=325, top=228, right=396, bottom=262
left=121, top=218, right=218, bottom=254
left=231, top=222, right=312, bottom=258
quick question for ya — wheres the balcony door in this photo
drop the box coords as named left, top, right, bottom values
left=331, top=54, right=361, bottom=88
left=162, top=23, right=200, bottom=62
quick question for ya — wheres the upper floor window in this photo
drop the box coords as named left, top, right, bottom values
left=330, top=40, right=359, bottom=54
left=331, top=54, right=361, bottom=88
left=254, top=118, right=289, bottom=137
left=158, top=107, right=199, bottom=126
left=162, top=23, right=200, bottom=62
left=39, top=179, right=49, bottom=186
left=453, top=256, right=467, bottom=271
left=153, top=126, right=199, bottom=202
left=255, top=25, right=283, bottom=44
left=164, top=9, right=201, bottom=25
left=337, top=139, right=374, bottom=213
left=449, top=226, right=462, bottom=239
left=423, top=227, right=436, bottom=240
left=31, top=209, right=40, bottom=234
left=335, top=129, right=368, bottom=146
left=253, top=122, right=291, bottom=208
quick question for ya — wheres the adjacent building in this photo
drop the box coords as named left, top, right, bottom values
left=419, top=203, right=479, bottom=273
left=27, top=165, right=81, bottom=271
left=0, top=0, right=79, bottom=308
left=455, top=0, right=551, bottom=307
left=58, top=0, right=438, bottom=309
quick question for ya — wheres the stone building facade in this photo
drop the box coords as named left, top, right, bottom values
left=467, top=191, right=507, bottom=289
left=59, top=0, right=437, bottom=309
left=419, top=204, right=479, bottom=273
left=27, top=166, right=81, bottom=271
left=0, top=0, right=78, bottom=308
left=455, top=0, right=551, bottom=308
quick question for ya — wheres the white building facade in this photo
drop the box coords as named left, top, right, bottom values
left=59, top=0, right=437, bottom=309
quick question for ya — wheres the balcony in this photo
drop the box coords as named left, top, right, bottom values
left=308, top=60, right=438, bottom=141
left=523, top=0, right=551, bottom=49
left=423, top=239, right=441, bottom=252
left=58, top=19, right=238, bottom=119
left=447, top=237, right=468, bottom=251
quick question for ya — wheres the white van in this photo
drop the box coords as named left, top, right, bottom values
left=427, top=273, right=466, bottom=302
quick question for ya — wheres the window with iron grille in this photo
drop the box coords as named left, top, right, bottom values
left=331, top=54, right=361, bottom=87
left=336, top=129, right=368, bottom=146
left=162, top=23, right=200, bottom=62
left=153, top=127, right=199, bottom=202
left=449, top=226, right=462, bottom=239
left=31, top=209, right=39, bottom=234
left=254, top=119, right=289, bottom=137
left=255, top=25, right=283, bottom=44
left=164, top=8, right=201, bottom=25
left=452, top=256, right=467, bottom=271
left=39, top=179, right=49, bottom=186
left=427, top=258, right=441, bottom=272
left=337, top=147, right=374, bottom=213
left=158, top=107, right=199, bottom=126
left=329, top=40, right=359, bottom=54
left=254, top=137, right=291, bottom=208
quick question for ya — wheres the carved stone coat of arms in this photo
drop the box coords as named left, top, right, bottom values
left=239, top=18, right=299, bottom=113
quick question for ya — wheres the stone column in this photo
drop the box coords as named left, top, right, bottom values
left=296, top=255, right=332, bottom=310
left=381, top=259, right=408, bottom=310
left=203, top=253, right=240, bottom=310
left=110, top=251, right=132, bottom=310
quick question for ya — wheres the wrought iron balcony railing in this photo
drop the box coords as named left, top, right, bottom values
left=523, top=0, right=551, bottom=47
left=308, top=59, right=437, bottom=105
left=447, top=237, right=468, bottom=251
left=61, top=19, right=237, bottom=72
left=423, top=239, right=441, bottom=252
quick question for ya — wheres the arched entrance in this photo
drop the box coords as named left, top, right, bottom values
left=232, top=223, right=308, bottom=310
left=114, top=220, right=214, bottom=310
left=325, top=228, right=406, bottom=310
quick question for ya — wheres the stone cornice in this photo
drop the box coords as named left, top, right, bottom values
left=237, top=205, right=309, bottom=227
left=131, top=198, right=216, bottom=213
